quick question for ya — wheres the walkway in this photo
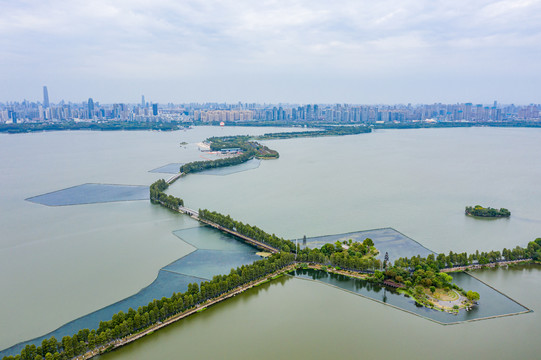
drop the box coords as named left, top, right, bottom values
left=197, top=218, right=279, bottom=254
left=440, top=259, right=531, bottom=273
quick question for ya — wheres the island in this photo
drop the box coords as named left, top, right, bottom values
left=465, top=205, right=511, bottom=218
left=296, top=239, right=480, bottom=313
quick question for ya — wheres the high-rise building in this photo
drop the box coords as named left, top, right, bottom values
left=141, top=95, right=145, bottom=107
left=152, top=103, right=158, bottom=116
left=88, top=98, right=94, bottom=118
left=43, top=86, right=50, bottom=108
left=464, top=103, right=472, bottom=121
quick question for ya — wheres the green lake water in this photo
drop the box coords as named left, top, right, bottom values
left=1, top=127, right=541, bottom=359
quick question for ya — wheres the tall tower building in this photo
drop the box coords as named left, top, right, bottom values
left=43, top=86, right=50, bottom=108
left=141, top=95, right=145, bottom=107
left=152, top=103, right=158, bottom=116
left=88, top=98, right=94, bottom=118
left=464, top=103, right=472, bottom=121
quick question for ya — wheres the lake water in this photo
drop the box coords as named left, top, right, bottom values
left=1, top=127, right=541, bottom=358
left=97, top=264, right=541, bottom=360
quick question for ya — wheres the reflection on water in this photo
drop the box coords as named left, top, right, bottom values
left=292, top=268, right=530, bottom=324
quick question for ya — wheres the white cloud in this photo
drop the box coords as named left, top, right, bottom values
left=0, top=0, right=540, bottom=103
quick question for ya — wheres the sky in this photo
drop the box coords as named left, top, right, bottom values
left=1, top=0, right=540, bottom=104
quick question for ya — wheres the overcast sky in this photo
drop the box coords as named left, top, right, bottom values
left=1, top=0, right=540, bottom=104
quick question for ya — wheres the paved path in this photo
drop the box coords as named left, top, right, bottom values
left=441, top=259, right=531, bottom=273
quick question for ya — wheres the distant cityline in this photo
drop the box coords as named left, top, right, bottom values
left=0, top=87, right=540, bottom=124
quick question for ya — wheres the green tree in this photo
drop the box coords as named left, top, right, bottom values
left=363, top=238, right=374, bottom=247
left=466, top=291, right=480, bottom=301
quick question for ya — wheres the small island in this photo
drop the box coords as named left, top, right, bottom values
left=465, top=205, right=511, bottom=218
left=296, top=238, right=480, bottom=313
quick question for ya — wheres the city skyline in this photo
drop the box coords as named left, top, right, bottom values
left=1, top=1, right=540, bottom=104
left=2, top=90, right=539, bottom=124
left=3, top=86, right=540, bottom=108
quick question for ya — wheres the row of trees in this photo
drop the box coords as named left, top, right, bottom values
left=394, top=238, right=541, bottom=270
left=3, top=252, right=295, bottom=360
left=149, top=179, right=184, bottom=209
left=0, top=121, right=183, bottom=134
left=256, top=125, right=371, bottom=140
left=179, top=149, right=254, bottom=175
left=198, top=209, right=296, bottom=252
left=465, top=205, right=511, bottom=218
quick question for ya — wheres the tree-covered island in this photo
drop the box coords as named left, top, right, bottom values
left=465, top=205, right=511, bottom=218
left=295, top=238, right=480, bottom=313
left=180, top=126, right=369, bottom=174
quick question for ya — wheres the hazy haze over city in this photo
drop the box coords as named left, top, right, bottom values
left=1, top=0, right=540, bottom=104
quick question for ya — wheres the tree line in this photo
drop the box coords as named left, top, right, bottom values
left=0, top=121, right=184, bottom=134
left=3, top=252, right=294, bottom=360
left=255, top=125, right=370, bottom=140
left=149, top=179, right=184, bottom=210
left=394, top=238, right=541, bottom=269
left=198, top=209, right=296, bottom=252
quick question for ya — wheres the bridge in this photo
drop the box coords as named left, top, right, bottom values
left=166, top=172, right=184, bottom=184
left=178, top=206, right=199, bottom=219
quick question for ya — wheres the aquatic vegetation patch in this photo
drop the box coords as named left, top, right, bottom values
left=26, top=183, right=149, bottom=206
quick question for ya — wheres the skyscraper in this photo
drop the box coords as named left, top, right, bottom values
left=152, top=103, right=158, bottom=116
left=43, top=86, right=50, bottom=108
left=141, top=95, right=145, bottom=107
left=88, top=98, right=94, bottom=118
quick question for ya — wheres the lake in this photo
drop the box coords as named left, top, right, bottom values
left=1, top=126, right=540, bottom=358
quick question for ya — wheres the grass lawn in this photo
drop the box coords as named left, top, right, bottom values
left=424, top=288, right=459, bottom=301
